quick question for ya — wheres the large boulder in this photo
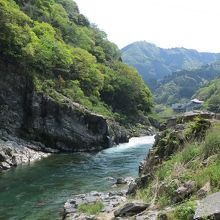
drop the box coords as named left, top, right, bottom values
left=114, top=201, right=149, bottom=217
left=174, top=181, right=196, bottom=202
left=194, top=192, right=220, bottom=220
left=197, top=182, right=211, bottom=199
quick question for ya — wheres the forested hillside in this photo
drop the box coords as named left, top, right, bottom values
left=194, top=77, right=220, bottom=112
left=122, top=41, right=220, bottom=90
left=0, top=0, right=152, bottom=123
left=154, top=62, right=220, bottom=105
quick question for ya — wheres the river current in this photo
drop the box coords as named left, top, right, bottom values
left=0, top=136, right=154, bottom=220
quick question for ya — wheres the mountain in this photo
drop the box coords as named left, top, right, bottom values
left=121, top=41, right=220, bottom=90
left=154, top=62, right=220, bottom=105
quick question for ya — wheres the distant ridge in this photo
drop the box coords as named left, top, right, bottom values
left=121, top=41, right=220, bottom=90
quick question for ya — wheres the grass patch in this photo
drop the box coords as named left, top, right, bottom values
left=156, top=160, right=174, bottom=181
left=202, top=123, right=220, bottom=158
left=193, top=159, right=220, bottom=189
left=78, top=201, right=104, bottom=215
left=158, top=195, right=170, bottom=208
left=178, top=143, right=201, bottom=164
left=137, top=182, right=154, bottom=203
left=174, top=201, right=196, bottom=220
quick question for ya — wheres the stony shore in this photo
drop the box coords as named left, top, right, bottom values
left=0, top=137, right=50, bottom=171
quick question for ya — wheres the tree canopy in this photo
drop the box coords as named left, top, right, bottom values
left=0, top=0, right=152, bottom=122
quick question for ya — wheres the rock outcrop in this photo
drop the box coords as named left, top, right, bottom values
left=114, top=201, right=149, bottom=217
left=194, top=192, right=220, bottom=220
left=0, top=62, right=130, bottom=170
left=166, top=111, right=215, bottom=128
left=63, top=191, right=127, bottom=220
left=174, top=181, right=196, bottom=203
left=0, top=138, right=49, bottom=171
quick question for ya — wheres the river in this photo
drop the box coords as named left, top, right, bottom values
left=0, top=136, right=154, bottom=220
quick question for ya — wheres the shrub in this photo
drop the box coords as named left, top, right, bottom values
left=185, top=117, right=211, bottom=141
left=178, top=143, right=201, bottom=164
left=78, top=201, right=104, bottom=215
left=156, top=161, right=173, bottom=180
left=174, top=201, right=196, bottom=220
left=193, top=160, right=220, bottom=189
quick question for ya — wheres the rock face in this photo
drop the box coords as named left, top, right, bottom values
left=194, top=192, right=220, bottom=220
left=0, top=62, right=129, bottom=170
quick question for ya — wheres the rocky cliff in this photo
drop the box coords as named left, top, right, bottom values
left=0, top=62, right=129, bottom=170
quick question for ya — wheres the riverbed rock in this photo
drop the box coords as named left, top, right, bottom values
left=0, top=139, right=49, bottom=171
left=127, top=181, right=138, bottom=196
left=63, top=191, right=127, bottom=220
left=194, top=192, right=220, bottom=219
left=114, top=201, right=150, bottom=217
left=116, top=177, right=135, bottom=185
left=126, top=175, right=150, bottom=196
left=116, top=178, right=127, bottom=185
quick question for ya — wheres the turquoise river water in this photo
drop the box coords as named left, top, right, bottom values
left=0, top=136, right=154, bottom=220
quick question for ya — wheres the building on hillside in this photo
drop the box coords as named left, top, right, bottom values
left=186, top=99, right=204, bottom=112
left=172, top=99, right=204, bottom=113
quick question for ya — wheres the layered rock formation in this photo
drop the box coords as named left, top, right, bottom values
left=0, top=62, right=129, bottom=170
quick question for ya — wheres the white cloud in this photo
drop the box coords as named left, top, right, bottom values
left=74, top=0, right=220, bottom=52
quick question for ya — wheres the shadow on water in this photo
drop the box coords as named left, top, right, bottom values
left=0, top=136, right=154, bottom=220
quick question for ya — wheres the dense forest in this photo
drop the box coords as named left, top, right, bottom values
left=122, top=41, right=220, bottom=91
left=194, top=76, right=220, bottom=112
left=154, top=62, right=220, bottom=105
left=0, top=0, right=152, bottom=123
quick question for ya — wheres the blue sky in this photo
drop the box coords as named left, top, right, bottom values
left=74, top=0, right=220, bottom=52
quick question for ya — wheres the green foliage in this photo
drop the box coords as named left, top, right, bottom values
left=71, top=48, right=104, bottom=96
left=101, top=62, right=152, bottom=120
left=184, top=117, right=211, bottom=141
left=0, top=0, right=32, bottom=59
left=155, top=104, right=175, bottom=118
left=158, top=196, right=170, bottom=208
left=202, top=123, right=220, bottom=158
left=174, top=201, right=196, bottom=220
left=195, top=77, right=220, bottom=112
left=154, top=65, right=220, bottom=105
left=178, top=143, right=201, bottom=164
left=136, top=122, right=220, bottom=209
left=156, top=160, right=173, bottom=181
left=78, top=201, right=104, bottom=215
left=0, top=0, right=152, bottom=122
left=62, top=80, right=88, bottom=103
left=136, top=182, right=155, bottom=203
left=155, top=130, right=183, bottom=159
left=193, top=160, right=220, bottom=189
